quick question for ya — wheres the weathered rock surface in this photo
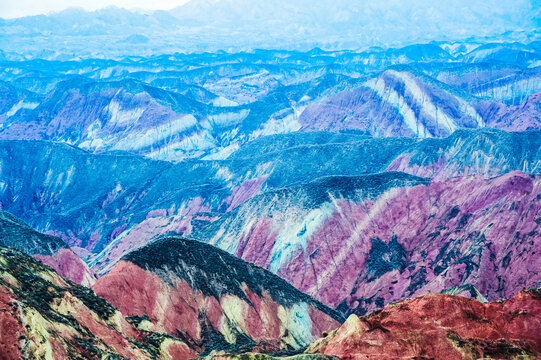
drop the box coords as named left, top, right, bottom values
left=1, top=45, right=540, bottom=162
left=199, top=354, right=335, bottom=360
left=299, top=67, right=486, bottom=138
left=0, top=129, right=538, bottom=275
left=196, top=171, right=541, bottom=316
left=476, top=91, right=541, bottom=131
left=307, top=289, right=541, bottom=360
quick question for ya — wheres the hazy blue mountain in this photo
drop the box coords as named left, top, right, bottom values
left=0, top=1, right=538, bottom=59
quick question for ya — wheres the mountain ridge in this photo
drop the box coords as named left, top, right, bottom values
left=94, top=236, right=344, bottom=355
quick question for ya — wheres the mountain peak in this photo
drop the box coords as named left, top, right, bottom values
left=124, top=236, right=343, bottom=321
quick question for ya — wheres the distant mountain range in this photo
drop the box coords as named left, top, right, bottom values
left=0, top=0, right=539, bottom=58
left=0, top=44, right=540, bottom=162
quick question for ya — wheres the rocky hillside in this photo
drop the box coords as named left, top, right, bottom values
left=0, top=245, right=196, bottom=359
left=0, top=10, right=539, bottom=360
left=195, top=171, right=541, bottom=315
left=2, top=242, right=538, bottom=360
left=0, top=129, right=538, bottom=276
left=0, top=80, right=42, bottom=122
left=299, top=67, right=486, bottom=138
left=1, top=44, right=540, bottom=161
left=307, top=289, right=541, bottom=359
left=94, top=237, right=344, bottom=356
left=198, top=354, right=334, bottom=360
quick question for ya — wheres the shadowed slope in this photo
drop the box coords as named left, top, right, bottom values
left=0, top=210, right=96, bottom=286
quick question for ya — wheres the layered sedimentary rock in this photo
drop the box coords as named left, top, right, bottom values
left=0, top=77, right=215, bottom=160
left=307, top=289, right=541, bottom=360
left=0, top=210, right=95, bottom=286
left=197, top=171, right=541, bottom=315
left=0, top=73, right=342, bottom=162
left=384, top=129, right=541, bottom=180
left=0, top=31, right=540, bottom=360
left=0, top=245, right=195, bottom=360
left=476, top=91, right=541, bottom=131
left=430, top=63, right=541, bottom=105
left=299, top=67, right=486, bottom=138
left=94, top=237, right=344, bottom=355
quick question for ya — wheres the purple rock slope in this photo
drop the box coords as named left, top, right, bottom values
left=195, top=171, right=541, bottom=316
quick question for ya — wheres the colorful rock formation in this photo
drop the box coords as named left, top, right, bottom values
left=0, top=41, right=539, bottom=359
left=306, top=289, right=541, bottom=360
left=299, top=67, right=486, bottom=138
left=0, top=245, right=195, bottom=360
left=198, top=354, right=335, bottom=360
left=0, top=129, right=538, bottom=277
left=94, top=237, right=344, bottom=355
left=3, top=237, right=539, bottom=360
left=1, top=43, right=540, bottom=162
left=197, top=171, right=541, bottom=315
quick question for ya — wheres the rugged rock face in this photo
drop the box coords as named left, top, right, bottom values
left=476, top=91, right=541, bottom=131
left=195, top=171, right=541, bottom=315
left=0, top=245, right=195, bottom=360
left=0, top=72, right=346, bottom=162
left=0, top=80, right=42, bottom=121
left=428, top=62, right=541, bottom=105
left=3, top=236, right=538, bottom=360
left=384, top=128, right=541, bottom=180
left=306, top=289, right=541, bottom=360
left=94, top=237, right=344, bottom=355
left=0, top=77, right=214, bottom=160
left=0, top=210, right=95, bottom=286
left=300, top=67, right=541, bottom=138
left=0, top=30, right=540, bottom=360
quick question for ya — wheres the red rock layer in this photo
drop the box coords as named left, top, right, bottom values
left=0, top=287, right=24, bottom=360
left=94, top=259, right=342, bottom=354
left=307, top=289, right=541, bottom=360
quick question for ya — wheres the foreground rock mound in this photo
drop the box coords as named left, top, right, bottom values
left=94, top=237, right=344, bottom=356
left=0, top=246, right=195, bottom=360
left=307, top=290, right=541, bottom=360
